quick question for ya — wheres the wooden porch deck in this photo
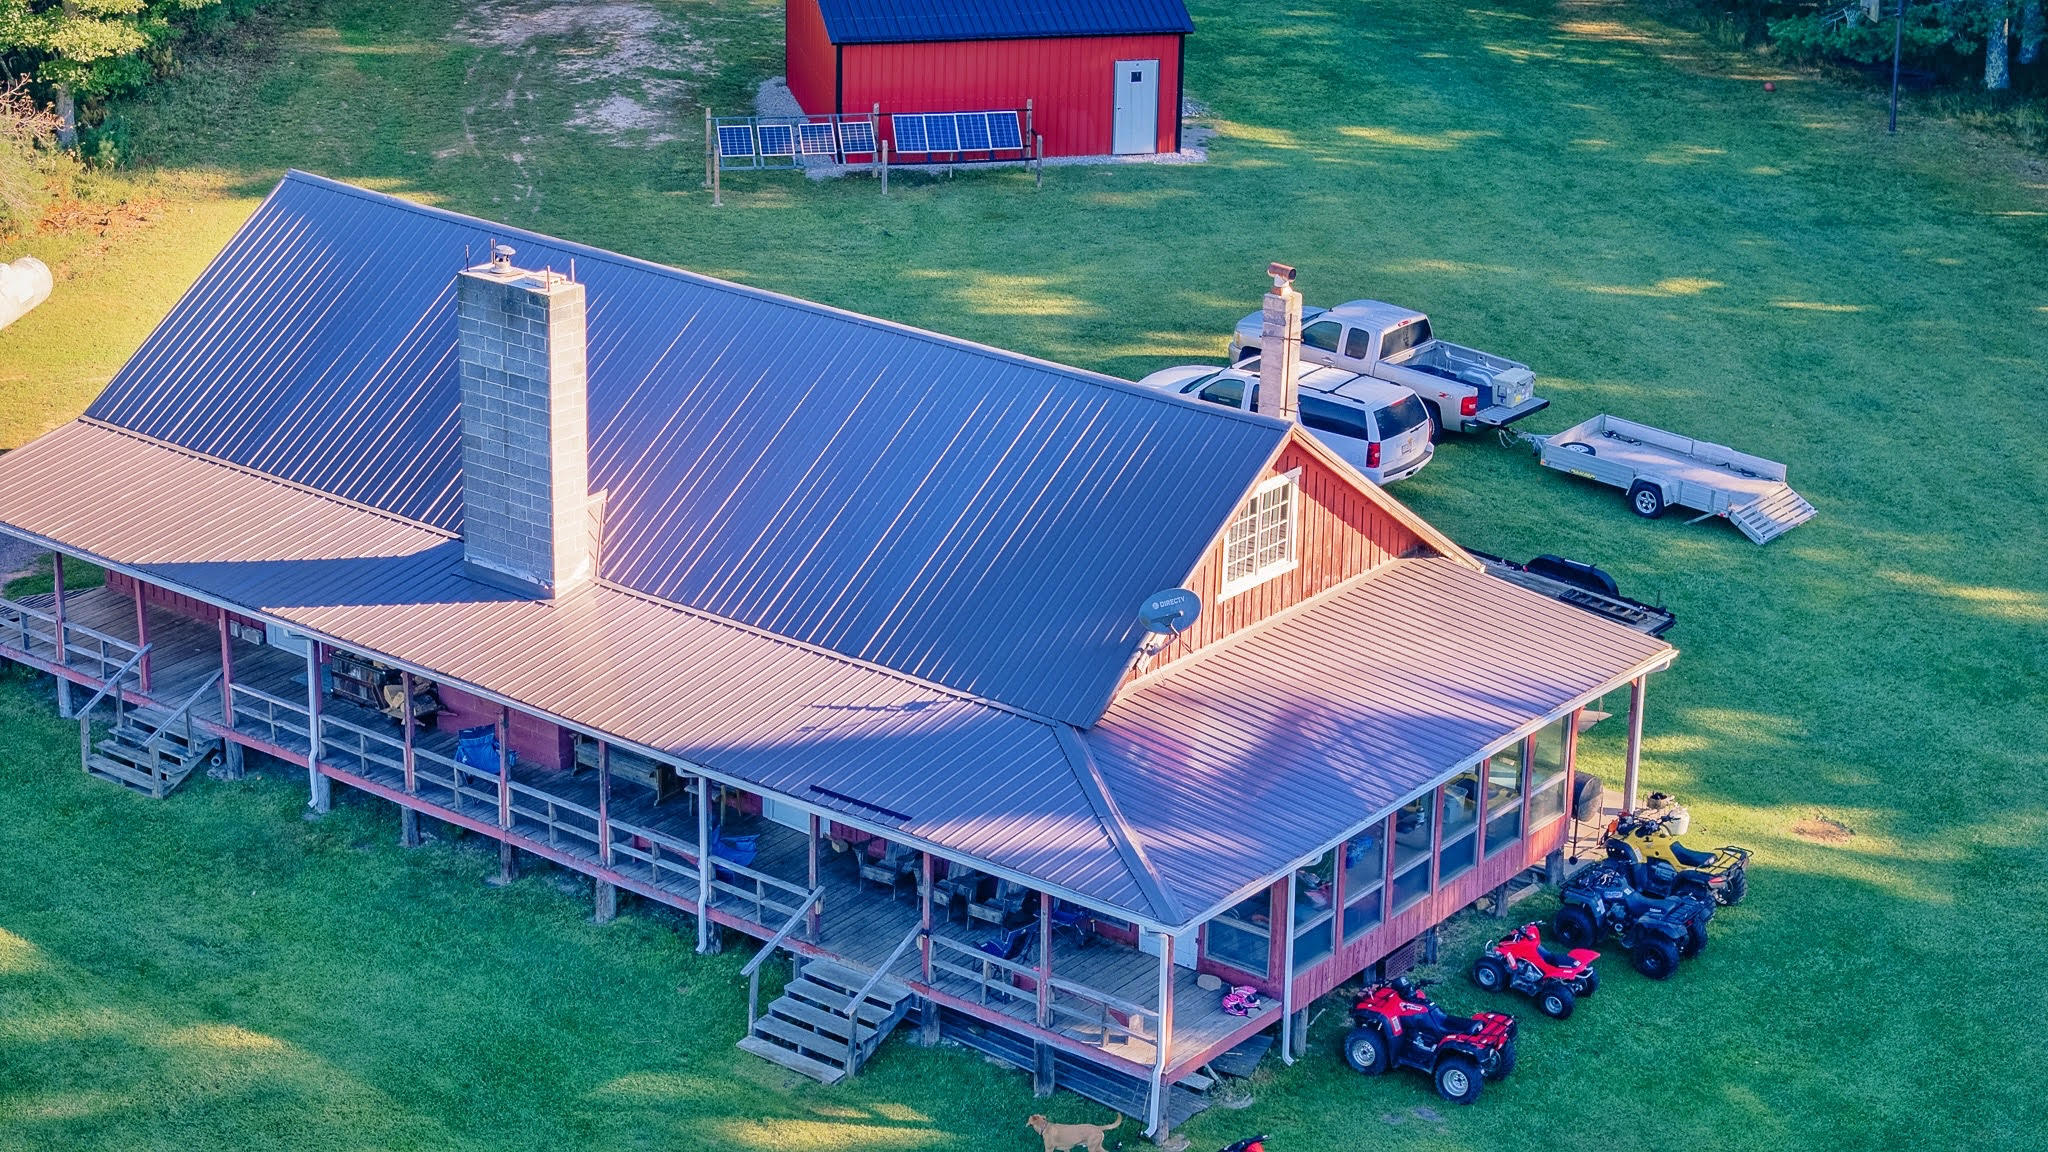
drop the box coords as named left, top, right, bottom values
left=0, top=584, right=1278, bottom=1077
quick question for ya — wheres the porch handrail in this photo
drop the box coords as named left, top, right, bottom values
left=229, top=682, right=310, bottom=716
left=1047, top=975, right=1154, bottom=1024
left=141, top=670, right=222, bottom=757
left=842, top=920, right=924, bottom=1071
left=74, top=643, right=150, bottom=779
left=741, top=885, right=827, bottom=1036
left=74, top=643, right=149, bottom=720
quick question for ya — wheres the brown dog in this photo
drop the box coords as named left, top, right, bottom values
left=1026, top=1113, right=1121, bottom=1152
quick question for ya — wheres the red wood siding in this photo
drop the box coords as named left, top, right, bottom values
left=434, top=684, right=575, bottom=772
left=785, top=0, right=837, bottom=117
left=843, top=34, right=1182, bottom=156
left=1125, top=435, right=1426, bottom=686
left=107, top=571, right=262, bottom=633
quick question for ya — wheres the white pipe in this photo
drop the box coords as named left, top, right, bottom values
left=0, top=257, right=53, bottom=332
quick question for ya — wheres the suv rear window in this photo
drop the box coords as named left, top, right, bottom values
left=1374, top=394, right=1432, bottom=438
left=1379, top=318, right=1433, bottom=359
left=1300, top=395, right=1372, bottom=441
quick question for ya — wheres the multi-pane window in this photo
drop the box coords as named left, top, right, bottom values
left=1486, top=738, right=1525, bottom=857
left=1342, top=826, right=1386, bottom=940
left=1221, top=474, right=1298, bottom=598
left=1437, top=770, right=1481, bottom=882
left=1391, top=794, right=1434, bottom=911
left=1292, top=851, right=1336, bottom=973
left=1207, top=889, right=1273, bottom=975
left=1527, top=715, right=1572, bottom=828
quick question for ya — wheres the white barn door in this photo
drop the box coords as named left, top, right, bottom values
left=1113, top=59, right=1159, bottom=155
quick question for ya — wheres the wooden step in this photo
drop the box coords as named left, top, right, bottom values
left=799, top=959, right=912, bottom=1005
left=769, top=996, right=869, bottom=1043
left=737, top=1035, right=847, bottom=1085
left=784, top=977, right=900, bottom=1027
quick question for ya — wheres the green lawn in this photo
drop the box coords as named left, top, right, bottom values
left=1, top=0, right=2044, bottom=1149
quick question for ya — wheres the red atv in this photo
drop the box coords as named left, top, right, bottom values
left=1342, top=977, right=1517, bottom=1104
left=1470, top=922, right=1601, bottom=1019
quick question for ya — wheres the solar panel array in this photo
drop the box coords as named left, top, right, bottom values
left=714, top=114, right=882, bottom=169
left=889, top=111, right=1027, bottom=157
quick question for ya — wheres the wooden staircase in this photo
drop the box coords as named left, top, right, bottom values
left=738, top=959, right=915, bottom=1084
left=85, top=706, right=224, bottom=798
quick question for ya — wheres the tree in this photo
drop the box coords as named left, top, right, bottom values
left=1985, top=0, right=2011, bottom=89
left=0, top=0, right=215, bottom=147
left=2022, top=0, right=2043, bottom=65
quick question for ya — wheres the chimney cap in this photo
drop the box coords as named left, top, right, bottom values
left=490, top=242, right=517, bottom=269
left=1267, top=262, right=1297, bottom=289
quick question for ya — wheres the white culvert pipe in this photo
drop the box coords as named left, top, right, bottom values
left=0, top=256, right=54, bottom=332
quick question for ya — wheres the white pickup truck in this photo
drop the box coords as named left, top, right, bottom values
left=1229, top=299, right=1548, bottom=437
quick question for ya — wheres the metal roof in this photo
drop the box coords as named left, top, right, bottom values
left=1084, top=557, right=1676, bottom=919
left=813, top=0, right=1193, bottom=44
left=85, top=172, right=1285, bottom=727
left=0, top=420, right=1155, bottom=917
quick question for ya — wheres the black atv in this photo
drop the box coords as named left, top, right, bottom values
left=1553, top=864, right=1712, bottom=980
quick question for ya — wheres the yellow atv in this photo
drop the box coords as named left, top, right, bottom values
left=1604, top=798, right=1750, bottom=906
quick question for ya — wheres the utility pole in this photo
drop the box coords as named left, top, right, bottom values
left=1888, top=0, right=1905, bottom=133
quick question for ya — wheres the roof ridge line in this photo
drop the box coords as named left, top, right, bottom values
left=76, top=418, right=458, bottom=541
left=1115, top=554, right=1408, bottom=699
left=1054, top=724, right=1183, bottom=926
left=596, top=577, right=1063, bottom=725
left=277, top=170, right=1289, bottom=435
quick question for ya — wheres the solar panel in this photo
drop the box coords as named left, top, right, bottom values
left=925, top=114, right=959, bottom=152
left=838, top=119, right=876, bottom=154
left=988, top=112, right=1023, bottom=151
left=891, top=114, right=928, bottom=154
left=956, top=112, right=991, bottom=152
left=757, top=123, right=796, bottom=156
left=798, top=122, right=838, bottom=155
left=717, top=124, right=755, bottom=159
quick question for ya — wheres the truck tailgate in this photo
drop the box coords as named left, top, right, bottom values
left=1475, top=395, right=1550, bottom=427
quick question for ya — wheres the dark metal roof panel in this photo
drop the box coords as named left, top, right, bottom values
left=815, top=0, right=1193, bottom=43
left=83, top=172, right=1284, bottom=726
left=0, top=421, right=1154, bottom=917
left=1085, top=558, right=1675, bottom=921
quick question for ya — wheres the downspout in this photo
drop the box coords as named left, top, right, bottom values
left=1278, top=872, right=1297, bottom=1063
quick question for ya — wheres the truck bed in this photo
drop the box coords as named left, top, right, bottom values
left=1535, top=415, right=1816, bottom=544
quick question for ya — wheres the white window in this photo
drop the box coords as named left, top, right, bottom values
left=1220, top=472, right=1299, bottom=598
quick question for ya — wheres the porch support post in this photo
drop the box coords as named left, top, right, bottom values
left=1035, top=893, right=1052, bottom=1028
left=1623, top=675, right=1646, bottom=812
left=51, top=553, right=70, bottom=716
left=696, top=774, right=715, bottom=954
left=132, top=581, right=151, bottom=692
left=918, top=852, right=934, bottom=981
left=807, top=814, right=822, bottom=943
left=217, top=611, right=242, bottom=778
left=304, top=643, right=329, bottom=813
left=399, top=671, right=417, bottom=795
left=1144, top=930, right=1174, bottom=1138
left=494, top=706, right=516, bottom=885
left=596, top=741, right=612, bottom=866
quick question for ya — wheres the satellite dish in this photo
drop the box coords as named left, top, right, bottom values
left=1138, top=587, right=1202, bottom=635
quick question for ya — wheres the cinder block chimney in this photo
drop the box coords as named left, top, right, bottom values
left=455, top=244, right=597, bottom=598
left=1256, top=262, right=1301, bottom=424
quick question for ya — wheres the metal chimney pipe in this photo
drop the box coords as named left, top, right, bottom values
left=1257, top=262, right=1301, bottom=424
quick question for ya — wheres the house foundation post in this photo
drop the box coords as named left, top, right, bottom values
left=304, top=643, right=329, bottom=813
left=918, top=852, right=934, bottom=981
left=1623, top=675, right=1646, bottom=812
left=596, top=741, right=612, bottom=866
left=401, top=808, right=421, bottom=848
left=594, top=880, right=618, bottom=924
left=496, top=841, right=519, bottom=886
left=1032, top=1040, right=1055, bottom=1098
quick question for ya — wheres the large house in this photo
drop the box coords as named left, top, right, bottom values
left=0, top=173, right=1672, bottom=1137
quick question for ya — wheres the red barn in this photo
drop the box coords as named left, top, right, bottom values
left=786, top=0, right=1192, bottom=158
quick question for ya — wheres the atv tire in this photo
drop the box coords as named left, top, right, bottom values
left=1492, top=1040, right=1516, bottom=1080
left=1471, top=956, right=1510, bottom=993
left=1434, top=1054, right=1484, bottom=1105
left=1555, top=905, right=1599, bottom=949
left=1632, top=938, right=1681, bottom=980
left=1681, top=918, right=1708, bottom=958
left=1577, top=966, right=1599, bottom=997
left=1723, top=868, right=1748, bottom=905
left=1342, top=1026, right=1389, bottom=1076
left=1537, top=980, right=1576, bottom=1020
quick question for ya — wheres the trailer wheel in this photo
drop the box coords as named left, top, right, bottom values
left=1627, top=482, right=1666, bottom=519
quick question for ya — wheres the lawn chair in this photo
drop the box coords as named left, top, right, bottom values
left=454, top=725, right=513, bottom=777
left=1049, top=900, right=1096, bottom=949
left=933, top=865, right=989, bottom=923
left=858, top=841, right=918, bottom=901
left=968, top=879, right=1030, bottom=928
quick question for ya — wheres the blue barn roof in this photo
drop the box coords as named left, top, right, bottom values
left=85, top=172, right=1282, bottom=728
left=813, top=0, right=1193, bottom=44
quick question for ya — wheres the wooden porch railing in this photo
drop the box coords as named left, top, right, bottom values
left=134, top=670, right=222, bottom=798
left=927, top=934, right=1159, bottom=1051
left=604, top=814, right=701, bottom=895
left=0, top=593, right=143, bottom=681
left=742, top=886, right=828, bottom=1035
left=841, top=920, right=923, bottom=1072
left=709, top=850, right=816, bottom=926
left=508, top=778, right=602, bottom=857
left=73, top=643, right=150, bottom=775
left=229, top=683, right=311, bottom=748
left=316, top=713, right=405, bottom=779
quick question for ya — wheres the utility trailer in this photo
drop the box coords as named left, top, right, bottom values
left=1529, top=415, right=1816, bottom=545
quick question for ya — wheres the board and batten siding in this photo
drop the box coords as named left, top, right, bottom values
left=1124, top=435, right=1428, bottom=687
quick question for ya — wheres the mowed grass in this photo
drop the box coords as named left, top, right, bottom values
left=1, top=0, right=2044, bottom=1150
